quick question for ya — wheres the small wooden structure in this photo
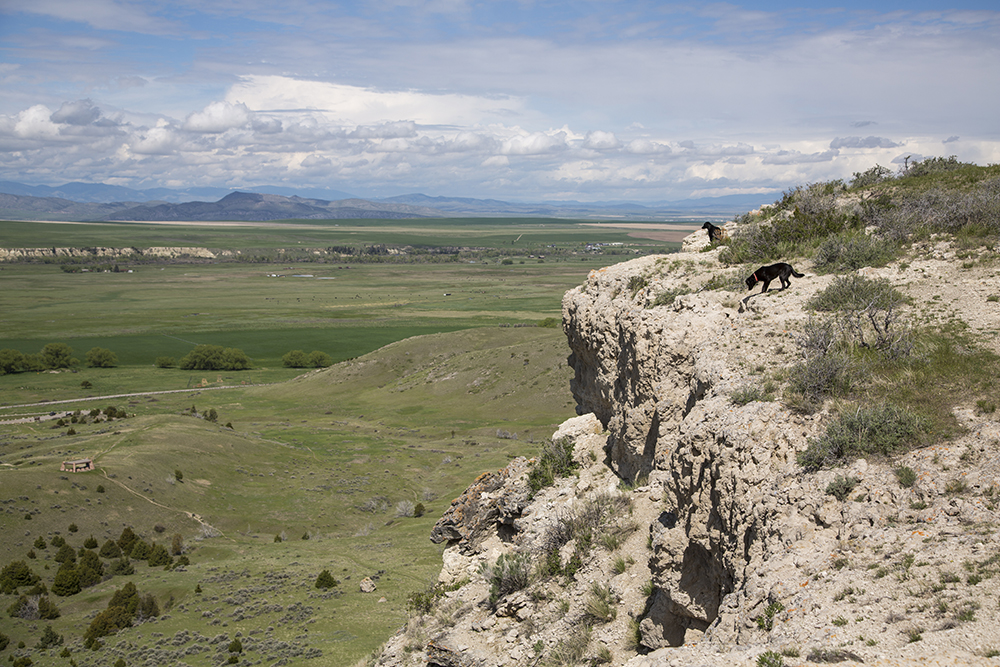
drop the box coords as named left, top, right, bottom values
left=60, top=458, right=94, bottom=473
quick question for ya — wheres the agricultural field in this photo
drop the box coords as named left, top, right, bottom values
left=0, top=216, right=688, bottom=666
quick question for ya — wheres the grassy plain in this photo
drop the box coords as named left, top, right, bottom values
left=0, top=217, right=687, bottom=666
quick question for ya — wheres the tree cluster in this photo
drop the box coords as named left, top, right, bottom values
left=0, top=343, right=120, bottom=374
left=282, top=349, right=333, bottom=368
left=179, top=344, right=251, bottom=370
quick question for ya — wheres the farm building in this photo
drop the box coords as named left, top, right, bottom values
left=60, top=458, right=94, bottom=473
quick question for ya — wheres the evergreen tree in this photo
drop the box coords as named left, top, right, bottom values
left=54, top=543, right=76, bottom=564
left=0, top=560, right=41, bottom=594
left=99, top=539, right=122, bottom=559
left=147, top=543, right=172, bottom=568
left=129, top=540, right=151, bottom=561
left=51, top=564, right=81, bottom=597
left=116, top=527, right=138, bottom=554
left=315, top=569, right=339, bottom=589
left=35, top=624, right=63, bottom=649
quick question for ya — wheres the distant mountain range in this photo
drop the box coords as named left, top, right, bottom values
left=0, top=180, right=781, bottom=222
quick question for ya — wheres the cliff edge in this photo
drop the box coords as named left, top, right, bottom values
left=369, top=225, right=1000, bottom=667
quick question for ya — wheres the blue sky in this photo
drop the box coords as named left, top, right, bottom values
left=1, top=1, right=998, bottom=202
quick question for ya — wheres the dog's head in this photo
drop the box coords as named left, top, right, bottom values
left=745, top=274, right=757, bottom=291
left=701, top=221, right=715, bottom=231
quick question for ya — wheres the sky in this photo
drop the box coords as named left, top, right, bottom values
left=1, top=1, right=999, bottom=203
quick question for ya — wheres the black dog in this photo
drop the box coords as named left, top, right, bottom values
left=745, top=263, right=805, bottom=293
left=702, top=221, right=728, bottom=243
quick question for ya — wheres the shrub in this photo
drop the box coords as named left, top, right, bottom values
left=786, top=353, right=854, bottom=410
left=583, top=583, right=618, bottom=624
left=731, top=384, right=774, bottom=406
left=85, top=347, right=118, bottom=368
left=83, top=535, right=98, bottom=549
left=798, top=403, right=927, bottom=470
left=826, top=475, right=859, bottom=501
left=894, top=466, right=917, bottom=488
left=394, top=500, right=415, bottom=517
left=315, top=569, right=338, bottom=589
left=813, top=231, right=895, bottom=273
left=480, top=552, right=532, bottom=608
left=757, top=651, right=785, bottom=667
left=154, top=356, right=176, bottom=368
left=35, top=625, right=63, bottom=649
left=527, top=437, right=578, bottom=494
left=806, top=648, right=864, bottom=663
left=809, top=274, right=902, bottom=310
left=651, top=287, right=687, bottom=307
left=755, top=600, right=784, bottom=631
left=807, top=275, right=912, bottom=358
left=282, top=350, right=309, bottom=368
left=407, top=585, right=444, bottom=614
left=0, top=560, right=41, bottom=594
left=851, top=164, right=892, bottom=188
left=136, top=593, right=159, bottom=620
left=307, top=351, right=333, bottom=368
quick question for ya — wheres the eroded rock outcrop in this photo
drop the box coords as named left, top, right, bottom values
left=372, top=226, right=1000, bottom=667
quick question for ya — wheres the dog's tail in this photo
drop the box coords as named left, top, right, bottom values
left=791, top=268, right=805, bottom=278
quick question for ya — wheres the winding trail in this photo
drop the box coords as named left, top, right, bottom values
left=97, top=467, right=228, bottom=539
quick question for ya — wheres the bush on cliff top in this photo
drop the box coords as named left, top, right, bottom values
left=798, top=402, right=928, bottom=470
left=719, top=159, right=1000, bottom=269
left=528, top=437, right=578, bottom=494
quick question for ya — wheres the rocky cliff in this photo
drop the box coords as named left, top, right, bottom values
left=0, top=246, right=226, bottom=261
left=369, top=226, right=1000, bottom=667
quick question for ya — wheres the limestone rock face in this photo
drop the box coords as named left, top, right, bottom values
left=372, top=228, right=1000, bottom=667
left=429, top=456, right=531, bottom=554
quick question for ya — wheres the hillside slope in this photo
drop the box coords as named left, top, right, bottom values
left=369, top=224, right=1000, bottom=666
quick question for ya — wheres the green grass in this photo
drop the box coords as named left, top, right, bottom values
left=0, top=325, right=577, bottom=666
left=0, top=216, right=684, bottom=666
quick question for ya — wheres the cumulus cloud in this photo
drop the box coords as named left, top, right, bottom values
left=624, top=138, right=671, bottom=155
left=583, top=131, right=620, bottom=150
left=830, top=136, right=900, bottom=149
left=944, top=136, right=960, bottom=143
left=129, top=122, right=179, bottom=155
left=251, top=116, right=283, bottom=134
left=14, top=105, right=61, bottom=140
left=183, top=101, right=252, bottom=133
left=500, top=131, right=568, bottom=155
left=50, top=99, right=102, bottom=125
